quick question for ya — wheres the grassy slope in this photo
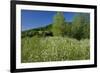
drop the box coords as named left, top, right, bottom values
left=21, top=36, right=90, bottom=63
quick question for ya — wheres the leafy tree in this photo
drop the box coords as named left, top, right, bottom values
left=52, top=12, right=66, bottom=36
left=71, top=13, right=90, bottom=40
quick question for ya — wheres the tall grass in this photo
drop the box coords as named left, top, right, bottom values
left=21, top=36, right=90, bottom=63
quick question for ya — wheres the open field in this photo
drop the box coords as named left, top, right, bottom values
left=21, top=36, right=90, bottom=63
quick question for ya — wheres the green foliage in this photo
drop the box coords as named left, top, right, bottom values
left=22, top=24, right=53, bottom=38
left=52, top=12, right=66, bottom=36
left=64, top=23, right=72, bottom=37
left=21, top=37, right=90, bottom=62
left=71, top=13, right=90, bottom=40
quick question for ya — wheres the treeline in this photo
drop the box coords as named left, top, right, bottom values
left=22, top=12, right=90, bottom=40
left=21, top=24, right=53, bottom=38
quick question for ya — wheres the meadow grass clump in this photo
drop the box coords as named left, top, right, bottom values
left=21, top=36, right=90, bottom=63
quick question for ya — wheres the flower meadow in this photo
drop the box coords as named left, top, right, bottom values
left=21, top=36, right=90, bottom=63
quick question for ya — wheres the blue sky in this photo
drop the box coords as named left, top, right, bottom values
left=21, top=10, right=76, bottom=31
